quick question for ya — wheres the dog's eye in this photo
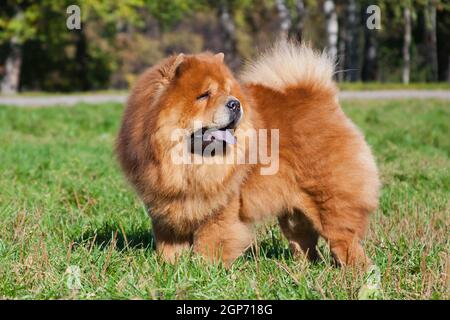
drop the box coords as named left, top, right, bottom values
left=196, top=91, right=210, bottom=100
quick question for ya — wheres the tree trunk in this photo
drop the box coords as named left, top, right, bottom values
left=323, top=0, right=338, bottom=59
left=424, top=1, right=438, bottom=82
left=344, top=0, right=360, bottom=82
left=75, top=29, right=89, bottom=91
left=448, top=56, right=450, bottom=83
left=275, top=0, right=292, bottom=40
left=1, top=37, right=22, bottom=94
left=337, top=16, right=347, bottom=82
left=218, top=1, right=239, bottom=70
left=362, top=8, right=378, bottom=81
left=294, top=0, right=306, bottom=43
left=403, top=6, right=412, bottom=84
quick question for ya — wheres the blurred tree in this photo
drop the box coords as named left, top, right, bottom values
left=1, top=0, right=449, bottom=92
left=361, top=0, right=383, bottom=81
left=423, top=0, right=438, bottom=81
left=435, top=1, right=450, bottom=82
left=337, top=4, right=346, bottom=82
left=146, top=0, right=198, bottom=30
left=80, top=0, right=147, bottom=90
left=275, top=0, right=292, bottom=39
left=323, top=0, right=338, bottom=58
left=0, top=25, right=22, bottom=94
left=403, top=2, right=412, bottom=84
left=293, top=0, right=306, bottom=42
left=0, top=1, right=40, bottom=94
left=215, top=0, right=239, bottom=69
left=0, top=0, right=148, bottom=92
left=343, top=0, right=360, bottom=82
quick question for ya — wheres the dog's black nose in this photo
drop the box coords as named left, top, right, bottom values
left=226, top=99, right=240, bottom=110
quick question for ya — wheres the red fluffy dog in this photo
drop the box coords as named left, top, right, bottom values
left=116, top=41, right=380, bottom=266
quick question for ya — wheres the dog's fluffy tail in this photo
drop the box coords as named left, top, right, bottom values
left=240, top=41, right=336, bottom=94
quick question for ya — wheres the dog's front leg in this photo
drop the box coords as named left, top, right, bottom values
left=152, top=219, right=192, bottom=263
left=193, top=196, right=254, bottom=266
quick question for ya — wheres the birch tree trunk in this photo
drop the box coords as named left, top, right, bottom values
left=75, top=29, right=89, bottom=91
left=218, top=1, right=239, bottom=70
left=344, top=0, right=360, bottom=82
left=294, top=0, right=306, bottom=43
left=275, top=0, right=292, bottom=39
left=362, top=8, right=378, bottom=81
left=337, top=17, right=347, bottom=82
left=1, top=37, right=22, bottom=94
left=403, top=6, right=412, bottom=84
left=424, top=1, right=438, bottom=82
left=448, top=56, right=450, bottom=83
left=323, top=0, right=338, bottom=59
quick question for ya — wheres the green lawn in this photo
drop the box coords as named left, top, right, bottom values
left=0, top=99, right=448, bottom=300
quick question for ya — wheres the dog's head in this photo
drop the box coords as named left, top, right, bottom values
left=119, top=52, right=252, bottom=177
left=160, top=53, right=244, bottom=156
left=154, top=52, right=246, bottom=157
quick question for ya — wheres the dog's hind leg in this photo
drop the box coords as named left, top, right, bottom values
left=278, top=209, right=319, bottom=262
left=317, top=208, right=371, bottom=267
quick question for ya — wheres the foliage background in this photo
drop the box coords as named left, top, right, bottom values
left=0, top=0, right=449, bottom=92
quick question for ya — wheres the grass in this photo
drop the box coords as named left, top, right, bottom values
left=0, top=99, right=448, bottom=300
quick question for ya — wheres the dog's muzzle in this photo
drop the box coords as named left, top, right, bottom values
left=225, top=99, right=242, bottom=128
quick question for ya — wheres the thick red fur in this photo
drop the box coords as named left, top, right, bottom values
left=116, top=42, right=380, bottom=266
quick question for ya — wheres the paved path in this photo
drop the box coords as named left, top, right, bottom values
left=0, top=94, right=127, bottom=107
left=339, top=90, right=450, bottom=100
left=0, top=90, right=449, bottom=107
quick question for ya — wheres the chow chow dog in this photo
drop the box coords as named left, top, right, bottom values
left=116, top=41, right=380, bottom=267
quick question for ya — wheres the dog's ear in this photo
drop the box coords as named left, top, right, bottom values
left=215, top=52, right=224, bottom=63
left=160, top=53, right=185, bottom=81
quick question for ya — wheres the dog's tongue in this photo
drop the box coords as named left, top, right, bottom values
left=204, top=129, right=236, bottom=145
